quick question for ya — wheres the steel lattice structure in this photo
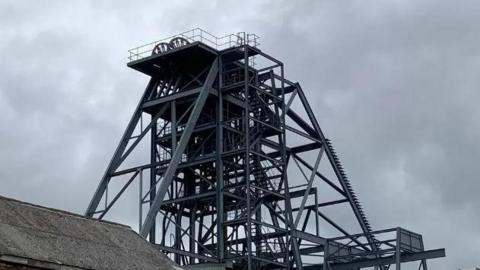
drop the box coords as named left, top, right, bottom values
left=85, top=29, right=445, bottom=270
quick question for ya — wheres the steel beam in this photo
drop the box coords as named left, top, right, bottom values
left=140, top=58, right=219, bottom=238
left=294, top=147, right=324, bottom=228
left=306, top=249, right=446, bottom=270
left=296, top=84, right=377, bottom=251
left=216, top=55, right=225, bottom=260
left=85, top=78, right=157, bottom=217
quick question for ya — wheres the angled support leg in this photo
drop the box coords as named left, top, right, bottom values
left=296, top=83, right=377, bottom=251
left=85, top=78, right=157, bottom=217
left=140, top=58, right=219, bottom=238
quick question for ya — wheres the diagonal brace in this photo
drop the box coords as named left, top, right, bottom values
left=294, top=146, right=324, bottom=228
left=85, top=78, right=157, bottom=217
left=140, top=58, right=219, bottom=238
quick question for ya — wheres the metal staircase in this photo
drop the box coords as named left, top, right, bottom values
left=325, top=138, right=378, bottom=248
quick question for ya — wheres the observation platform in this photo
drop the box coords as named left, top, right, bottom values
left=127, top=28, right=261, bottom=77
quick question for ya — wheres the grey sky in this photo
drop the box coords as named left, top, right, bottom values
left=0, top=1, right=478, bottom=269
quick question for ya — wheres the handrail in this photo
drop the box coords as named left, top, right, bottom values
left=326, top=227, right=425, bottom=261
left=128, top=28, right=260, bottom=61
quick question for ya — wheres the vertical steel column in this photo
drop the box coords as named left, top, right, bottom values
left=150, top=116, right=157, bottom=243
left=189, top=205, right=197, bottom=264
left=420, top=236, right=428, bottom=270
left=277, top=64, right=302, bottom=269
left=396, top=227, right=401, bottom=270
left=243, top=43, right=253, bottom=270
left=314, top=191, right=319, bottom=236
left=171, top=101, right=177, bottom=152
left=324, top=240, right=330, bottom=270
left=139, top=169, right=143, bottom=232
left=198, top=214, right=204, bottom=260
left=216, top=56, right=225, bottom=261
left=175, top=206, right=182, bottom=264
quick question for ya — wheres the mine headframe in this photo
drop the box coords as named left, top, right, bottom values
left=85, top=28, right=445, bottom=270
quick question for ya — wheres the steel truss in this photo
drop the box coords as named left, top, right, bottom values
left=85, top=30, right=445, bottom=270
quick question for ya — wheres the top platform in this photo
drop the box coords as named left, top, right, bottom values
left=127, top=28, right=259, bottom=62
left=127, top=29, right=261, bottom=77
left=127, top=41, right=217, bottom=77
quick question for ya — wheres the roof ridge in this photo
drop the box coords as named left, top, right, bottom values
left=0, top=194, right=131, bottom=229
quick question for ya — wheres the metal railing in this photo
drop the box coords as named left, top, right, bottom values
left=398, top=227, right=424, bottom=252
left=128, top=28, right=260, bottom=61
left=326, top=227, right=425, bottom=263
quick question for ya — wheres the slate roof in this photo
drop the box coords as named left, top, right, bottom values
left=0, top=195, right=180, bottom=270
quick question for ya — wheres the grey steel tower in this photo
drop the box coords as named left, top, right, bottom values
left=85, top=29, right=445, bottom=270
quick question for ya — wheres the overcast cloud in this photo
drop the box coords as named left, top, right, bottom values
left=0, top=1, right=479, bottom=269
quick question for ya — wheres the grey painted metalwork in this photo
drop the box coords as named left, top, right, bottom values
left=85, top=29, right=445, bottom=270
